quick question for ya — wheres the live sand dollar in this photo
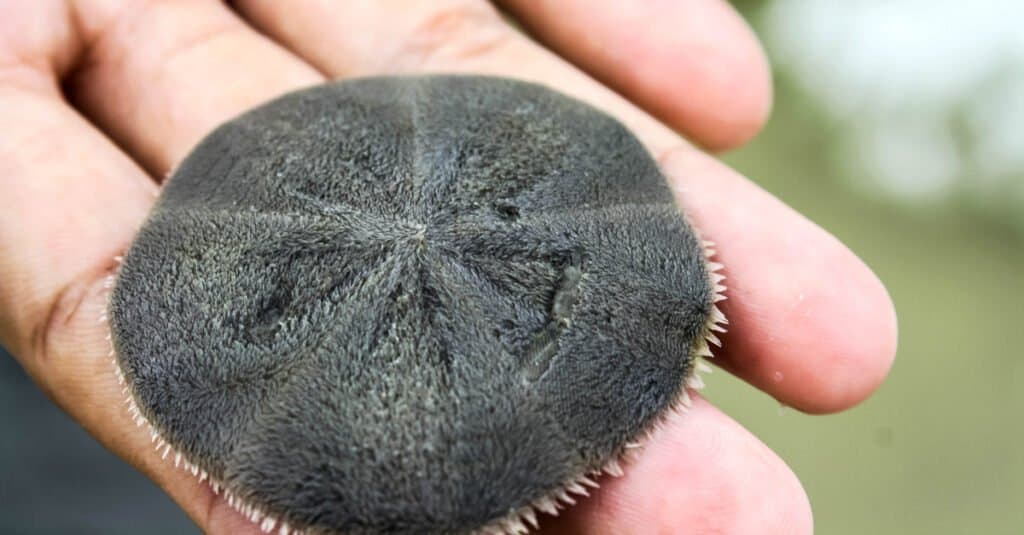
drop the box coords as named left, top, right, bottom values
left=107, top=75, right=726, bottom=535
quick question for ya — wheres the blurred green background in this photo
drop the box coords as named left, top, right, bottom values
left=2, top=1, right=1021, bottom=534
left=708, top=1, right=1024, bottom=534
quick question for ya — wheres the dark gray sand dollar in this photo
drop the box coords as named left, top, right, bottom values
left=108, top=75, right=727, bottom=535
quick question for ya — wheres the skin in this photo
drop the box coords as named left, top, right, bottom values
left=0, top=1, right=897, bottom=534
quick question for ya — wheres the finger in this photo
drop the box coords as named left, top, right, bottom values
left=0, top=10, right=218, bottom=529
left=233, top=0, right=898, bottom=413
left=0, top=1, right=153, bottom=378
left=662, top=149, right=898, bottom=414
left=1, top=2, right=318, bottom=532
left=63, top=0, right=330, bottom=530
left=65, top=0, right=323, bottom=176
left=496, top=0, right=773, bottom=151
left=541, top=397, right=812, bottom=534
left=233, top=0, right=683, bottom=154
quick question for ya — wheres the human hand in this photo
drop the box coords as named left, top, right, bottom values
left=0, top=1, right=896, bottom=533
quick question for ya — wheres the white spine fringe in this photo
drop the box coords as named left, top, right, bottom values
left=104, top=239, right=727, bottom=535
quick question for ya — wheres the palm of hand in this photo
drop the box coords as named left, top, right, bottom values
left=0, top=1, right=895, bottom=534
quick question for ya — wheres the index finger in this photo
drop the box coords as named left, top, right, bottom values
left=0, top=3, right=313, bottom=532
left=0, top=13, right=216, bottom=527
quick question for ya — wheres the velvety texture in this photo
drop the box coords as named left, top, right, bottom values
left=109, top=75, right=712, bottom=535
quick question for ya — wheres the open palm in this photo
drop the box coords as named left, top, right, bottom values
left=0, top=1, right=896, bottom=533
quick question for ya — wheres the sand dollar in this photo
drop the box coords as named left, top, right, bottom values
left=109, top=75, right=725, bottom=535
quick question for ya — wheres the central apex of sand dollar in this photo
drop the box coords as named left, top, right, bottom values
left=109, top=75, right=721, bottom=535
